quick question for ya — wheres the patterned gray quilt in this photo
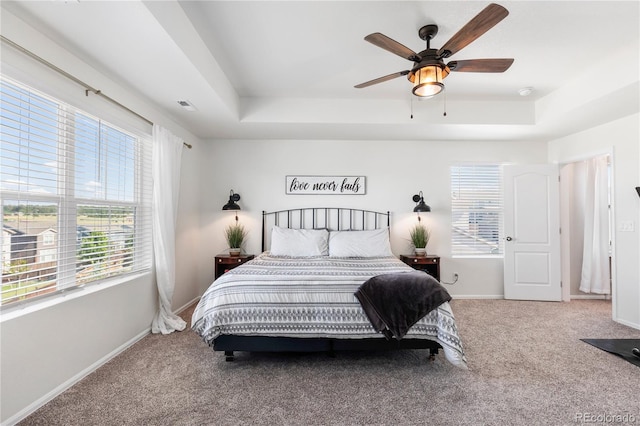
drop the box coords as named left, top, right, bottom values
left=192, top=253, right=467, bottom=368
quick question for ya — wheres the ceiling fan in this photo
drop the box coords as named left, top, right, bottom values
left=355, top=3, right=514, bottom=98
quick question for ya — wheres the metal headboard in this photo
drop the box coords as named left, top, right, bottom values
left=262, top=207, right=390, bottom=252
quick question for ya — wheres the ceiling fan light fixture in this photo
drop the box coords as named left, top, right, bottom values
left=412, top=65, right=447, bottom=98
left=355, top=4, right=513, bottom=98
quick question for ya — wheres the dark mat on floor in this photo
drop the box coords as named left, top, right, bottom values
left=581, top=339, right=640, bottom=368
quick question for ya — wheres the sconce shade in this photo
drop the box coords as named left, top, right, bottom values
left=412, top=192, right=431, bottom=212
left=222, top=190, right=241, bottom=211
left=412, top=65, right=448, bottom=98
left=414, top=200, right=431, bottom=212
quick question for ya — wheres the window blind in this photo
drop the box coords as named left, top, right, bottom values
left=451, top=164, right=503, bottom=256
left=0, top=76, right=152, bottom=306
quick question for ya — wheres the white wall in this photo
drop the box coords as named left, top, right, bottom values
left=173, top=145, right=203, bottom=312
left=549, top=113, right=640, bottom=329
left=198, top=138, right=548, bottom=298
left=0, top=9, right=203, bottom=424
left=0, top=275, right=156, bottom=423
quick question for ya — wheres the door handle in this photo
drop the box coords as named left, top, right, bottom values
left=506, top=236, right=513, bottom=241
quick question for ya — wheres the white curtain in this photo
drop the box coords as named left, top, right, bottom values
left=579, top=155, right=610, bottom=294
left=151, top=125, right=187, bottom=334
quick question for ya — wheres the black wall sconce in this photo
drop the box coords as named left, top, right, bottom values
left=222, top=190, right=241, bottom=221
left=636, top=186, right=640, bottom=198
left=412, top=191, right=431, bottom=221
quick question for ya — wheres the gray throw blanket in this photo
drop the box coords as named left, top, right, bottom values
left=354, top=271, right=452, bottom=340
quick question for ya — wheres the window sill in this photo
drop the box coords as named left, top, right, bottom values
left=0, top=271, right=151, bottom=323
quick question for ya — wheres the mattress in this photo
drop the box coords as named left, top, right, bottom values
left=192, top=253, right=467, bottom=368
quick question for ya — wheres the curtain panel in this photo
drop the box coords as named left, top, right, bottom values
left=579, top=155, right=610, bottom=295
left=151, top=125, right=187, bottom=334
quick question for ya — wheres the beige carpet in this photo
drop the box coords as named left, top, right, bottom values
left=20, top=299, right=640, bottom=425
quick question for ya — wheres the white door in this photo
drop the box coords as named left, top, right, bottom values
left=503, top=165, right=561, bottom=301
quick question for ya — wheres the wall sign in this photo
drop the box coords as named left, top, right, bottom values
left=286, top=175, right=366, bottom=195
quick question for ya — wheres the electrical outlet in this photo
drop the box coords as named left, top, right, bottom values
left=619, top=221, right=635, bottom=232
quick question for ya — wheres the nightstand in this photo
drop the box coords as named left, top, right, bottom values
left=214, top=254, right=255, bottom=279
left=400, top=254, right=440, bottom=281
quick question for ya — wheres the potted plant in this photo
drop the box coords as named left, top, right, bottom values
left=225, top=223, right=247, bottom=256
left=409, top=223, right=430, bottom=256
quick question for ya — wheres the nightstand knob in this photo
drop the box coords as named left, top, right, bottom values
left=218, top=259, right=222, bottom=263
left=432, top=259, right=436, bottom=263
left=237, top=259, right=242, bottom=263
left=413, top=259, right=418, bottom=263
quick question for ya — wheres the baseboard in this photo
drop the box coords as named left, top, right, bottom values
left=455, top=295, right=612, bottom=301
left=175, top=296, right=200, bottom=315
left=614, top=317, right=640, bottom=331
left=569, top=294, right=610, bottom=300
left=3, top=327, right=151, bottom=426
left=2, top=298, right=202, bottom=426
left=451, top=295, right=504, bottom=300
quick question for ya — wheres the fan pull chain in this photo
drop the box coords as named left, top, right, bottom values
left=443, top=88, right=447, bottom=117
left=410, top=94, right=414, bottom=119
left=411, top=95, right=415, bottom=119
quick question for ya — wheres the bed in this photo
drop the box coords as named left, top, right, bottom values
left=192, top=208, right=467, bottom=368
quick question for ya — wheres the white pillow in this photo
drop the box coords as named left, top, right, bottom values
left=270, top=227, right=329, bottom=257
left=328, top=228, right=393, bottom=258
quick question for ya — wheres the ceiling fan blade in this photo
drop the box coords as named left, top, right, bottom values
left=364, top=33, right=421, bottom=62
left=437, top=3, right=509, bottom=58
left=448, top=58, right=514, bottom=72
left=354, top=71, right=410, bottom=88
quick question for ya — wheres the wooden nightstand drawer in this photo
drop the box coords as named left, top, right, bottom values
left=214, top=254, right=255, bottom=279
left=399, top=254, right=440, bottom=281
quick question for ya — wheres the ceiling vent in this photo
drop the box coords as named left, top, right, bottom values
left=177, top=100, right=197, bottom=111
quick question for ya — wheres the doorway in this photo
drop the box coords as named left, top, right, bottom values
left=559, top=153, right=613, bottom=308
left=503, top=165, right=561, bottom=301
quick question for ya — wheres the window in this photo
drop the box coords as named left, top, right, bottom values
left=1, top=77, right=152, bottom=306
left=451, top=164, right=503, bottom=256
left=42, top=231, right=55, bottom=246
